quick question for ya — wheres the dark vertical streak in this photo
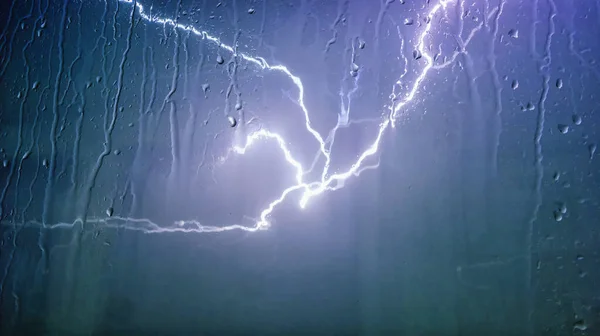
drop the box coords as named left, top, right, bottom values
left=0, top=0, right=36, bottom=316
left=166, top=0, right=182, bottom=202
left=81, top=1, right=136, bottom=218
left=42, top=0, right=70, bottom=273
left=527, top=0, right=556, bottom=334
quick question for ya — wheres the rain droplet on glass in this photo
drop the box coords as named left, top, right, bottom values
left=588, top=143, right=596, bottom=160
left=555, top=78, right=563, bottom=89
left=525, top=102, right=535, bottom=111
left=202, top=83, right=210, bottom=93
left=511, top=79, right=519, bottom=90
left=508, top=29, right=518, bottom=38
left=553, top=172, right=560, bottom=182
left=106, top=207, right=114, bottom=217
left=358, top=39, right=365, bottom=49
left=413, top=50, right=422, bottom=60
left=248, top=8, right=255, bottom=14
left=557, top=202, right=567, bottom=214
left=404, top=18, right=414, bottom=25
left=227, top=115, right=237, bottom=127
left=573, top=320, right=587, bottom=331
left=557, top=124, right=569, bottom=134
left=572, top=114, right=581, bottom=125
left=216, top=55, right=225, bottom=64
left=235, top=102, right=242, bottom=111
left=553, top=210, right=563, bottom=222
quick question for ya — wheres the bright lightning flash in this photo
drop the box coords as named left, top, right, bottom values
left=16, top=0, right=474, bottom=234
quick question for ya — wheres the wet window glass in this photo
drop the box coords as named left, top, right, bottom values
left=0, top=0, right=598, bottom=334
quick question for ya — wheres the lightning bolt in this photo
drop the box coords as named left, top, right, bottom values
left=7, top=0, right=472, bottom=234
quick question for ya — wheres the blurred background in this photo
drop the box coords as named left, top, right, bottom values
left=0, top=0, right=598, bottom=335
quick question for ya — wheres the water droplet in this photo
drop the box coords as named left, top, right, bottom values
left=575, top=254, right=584, bottom=261
left=424, top=16, right=431, bottom=24
left=553, top=172, right=560, bottom=182
left=413, top=50, right=422, bottom=60
left=557, top=202, right=567, bottom=214
left=22, top=151, right=31, bottom=160
left=106, top=207, right=113, bottom=217
left=404, top=18, right=414, bottom=25
left=227, top=115, right=237, bottom=127
left=96, top=76, right=102, bottom=83
left=247, top=8, right=255, bottom=14
left=358, top=39, right=365, bottom=49
left=525, top=102, right=535, bottom=111
left=350, top=70, right=358, bottom=77
left=511, top=79, right=519, bottom=90
left=555, top=78, right=563, bottom=89
left=42, top=158, right=48, bottom=168
left=508, top=29, right=518, bottom=38
left=573, top=319, right=587, bottom=331
left=235, top=102, right=242, bottom=110
left=588, top=143, right=596, bottom=160
left=553, top=210, right=563, bottom=222
left=32, top=81, right=39, bottom=90
left=86, top=81, right=92, bottom=89
left=557, top=124, right=569, bottom=134
left=572, top=114, right=581, bottom=125
left=17, top=92, right=22, bottom=99
left=216, top=55, right=225, bottom=64
left=2, top=160, right=8, bottom=168
left=351, top=63, right=359, bottom=72
left=113, top=149, right=121, bottom=155
left=202, top=83, right=210, bottom=93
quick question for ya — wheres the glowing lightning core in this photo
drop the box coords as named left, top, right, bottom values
left=113, top=0, right=456, bottom=232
